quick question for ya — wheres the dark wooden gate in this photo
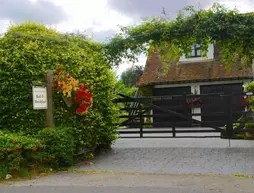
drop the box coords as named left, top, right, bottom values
left=200, top=84, right=244, bottom=126
left=114, top=92, right=254, bottom=139
left=152, top=87, right=191, bottom=127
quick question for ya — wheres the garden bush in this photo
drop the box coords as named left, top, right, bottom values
left=37, top=127, right=75, bottom=168
left=0, top=131, right=46, bottom=179
left=229, top=81, right=254, bottom=138
left=0, top=22, right=118, bottom=154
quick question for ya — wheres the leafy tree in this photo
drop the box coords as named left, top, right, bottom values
left=120, top=65, right=144, bottom=87
left=105, top=3, right=254, bottom=69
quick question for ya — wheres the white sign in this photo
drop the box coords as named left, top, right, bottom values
left=32, top=86, right=48, bottom=109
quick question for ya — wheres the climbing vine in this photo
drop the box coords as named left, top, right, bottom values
left=105, top=3, right=254, bottom=68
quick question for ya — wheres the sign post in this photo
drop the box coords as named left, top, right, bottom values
left=32, top=70, right=54, bottom=127
left=45, top=70, right=54, bottom=127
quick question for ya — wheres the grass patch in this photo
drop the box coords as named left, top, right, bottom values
left=233, top=173, right=254, bottom=179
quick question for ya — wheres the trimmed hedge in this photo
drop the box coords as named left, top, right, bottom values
left=0, top=131, right=44, bottom=178
left=0, top=22, right=118, bottom=153
left=0, top=127, right=75, bottom=179
left=37, top=127, right=75, bottom=168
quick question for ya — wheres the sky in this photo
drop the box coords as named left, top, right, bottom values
left=0, top=0, right=254, bottom=76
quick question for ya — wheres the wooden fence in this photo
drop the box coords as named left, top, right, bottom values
left=114, top=92, right=254, bottom=139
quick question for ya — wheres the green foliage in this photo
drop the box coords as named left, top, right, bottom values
left=115, top=81, right=137, bottom=97
left=0, top=22, right=118, bottom=154
left=139, top=86, right=153, bottom=96
left=244, top=81, right=254, bottom=130
left=105, top=3, right=254, bottom=68
left=0, top=127, right=76, bottom=179
left=230, top=81, right=254, bottom=138
left=120, top=65, right=143, bottom=87
left=37, top=127, right=75, bottom=168
left=0, top=131, right=45, bottom=179
left=245, top=81, right=254, bottom=93
left=114, top=81, right=137, bottom=124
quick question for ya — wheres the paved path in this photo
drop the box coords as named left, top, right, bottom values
left=78, top=138, right=254, bottom=175
left=1, top=173, right=254, bottom=193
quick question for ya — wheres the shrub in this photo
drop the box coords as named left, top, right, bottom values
left=37, top=127, right=75, bottom=168
left=0, top=22, right=118, bottom=153
left=229, top=81, right=254, bottom=138
left=0, top=131, right=45, bottom=179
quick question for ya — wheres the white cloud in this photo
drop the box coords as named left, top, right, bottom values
left=219, top=0, right=254, bottom=12
left=52, top=0, right=133, bottom=33
left=113, top=54, right=147, bottom=77
left=0, top=0, right=66, bottom=25
left=0, top=0, right=253, bottom=76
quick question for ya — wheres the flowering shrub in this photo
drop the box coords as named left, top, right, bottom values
left=0, top=131, right=46, bottom=179
left=0, top=127, right=75, bottom=179
left=53, top=67, right=93, bottom=116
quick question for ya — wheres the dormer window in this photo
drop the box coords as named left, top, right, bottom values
left=179, top=43, right=214, bottom=63
left=191, top=44, right=201, bottom=58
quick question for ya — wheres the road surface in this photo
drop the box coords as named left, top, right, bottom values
left=1, top=172, right=254, bottom=193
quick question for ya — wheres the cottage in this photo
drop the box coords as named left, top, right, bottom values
left=136, top=43, right=253, bottom=126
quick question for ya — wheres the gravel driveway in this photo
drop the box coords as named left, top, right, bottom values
left=78, top=138, right=254, bottom=175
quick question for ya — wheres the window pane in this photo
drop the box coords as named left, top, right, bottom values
left=196, top=49, right=201, bottom=56
left=191, top=50, right=195, bottom=56
left=196, top=44, right=200, bottom=48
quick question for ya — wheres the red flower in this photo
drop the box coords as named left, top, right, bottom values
left=79, top=103, right=87, bottom=111
left=87, top=92, right=92, bottom=98
left=59, top=84, right=63, bottom=88
left=14, top=147, right=21, bottom=152
left=241, top=98, right=248, bottom=104
left=76, top=107, right=83, bottom=113
left=76, top=103, right=87, bottom=114
left=85, top=97, right=91, bottom=103
left=54, top=81, right=58, bottom=85
left=83, top=161, right=89, bottom=165
left=75, top=97, right=81, bottom=103
left=56, top=67, right=62, bottom=73
left=78, top=84, right=87, bottom=91
left=76, top=90, right=85, bottom=99
left=85, top=94, right=92, bottom=103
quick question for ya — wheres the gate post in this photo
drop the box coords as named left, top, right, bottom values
left=224, top=95, right=233, bottom=146
left=140, top=112, right=144, bottom=138
left=172, top=121, right=176, bottom=138
left=139, top=104, right=144, bottom=138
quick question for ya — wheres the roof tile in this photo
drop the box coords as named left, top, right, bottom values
left=137, top=52, right=253, bottom=87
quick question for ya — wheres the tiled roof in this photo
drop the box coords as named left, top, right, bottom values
left=136, top=51, right=253, bottom=87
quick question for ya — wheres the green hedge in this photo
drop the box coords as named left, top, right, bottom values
left=0, top=127, right=75, bottom=179
left=37, top=127, right=75, bottom=168
left=0, top=131, right=44, bottom=178
left=0, top=22, right=118, bottom=153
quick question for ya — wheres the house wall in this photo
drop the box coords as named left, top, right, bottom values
left=179, top=44, right=214, bottom=63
